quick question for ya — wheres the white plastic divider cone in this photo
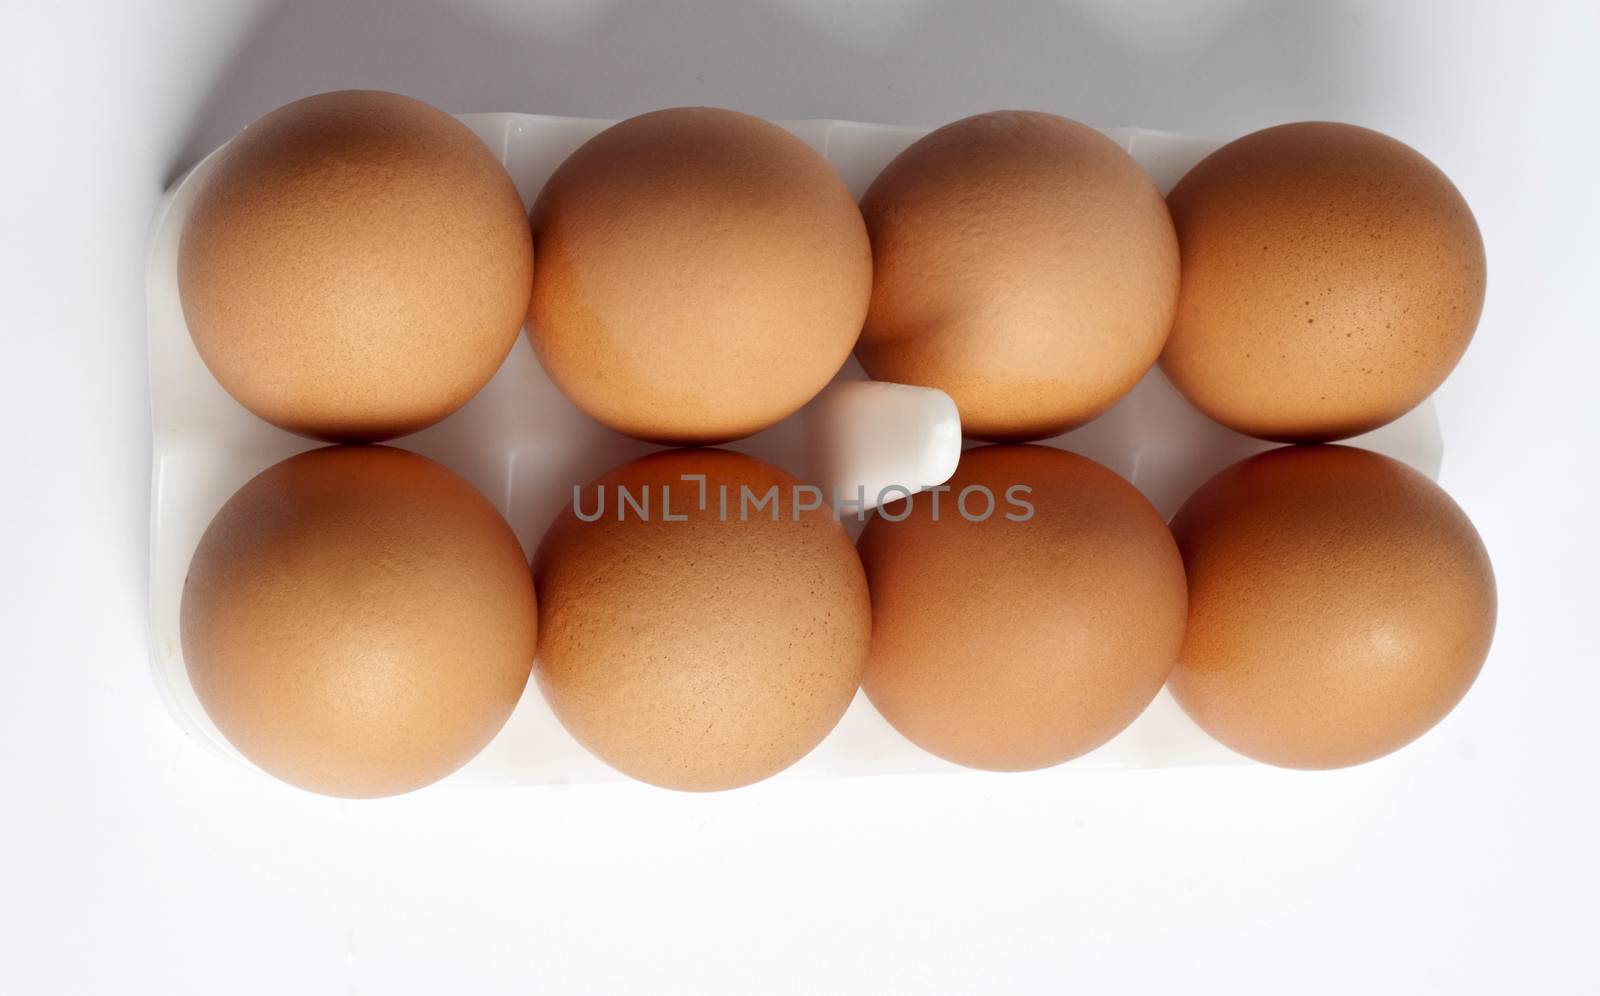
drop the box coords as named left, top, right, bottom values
left=146, top=112, right=1443, bottom=786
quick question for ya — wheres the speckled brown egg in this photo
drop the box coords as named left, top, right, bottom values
left=533, top=448, right=871, bottom=790
left=181, top=446, right=537, bottom=798
left=179, top=90, right=534, bottom=442
left=858, top=445, right=1187, bottom=770
left=1162, top=122, right=1486, bottom=442
left=530, top=107, right=872, bottom=445
left=1168, top=445, right=1496, bottom=768
left=857, top=111, right=1180, bottom=441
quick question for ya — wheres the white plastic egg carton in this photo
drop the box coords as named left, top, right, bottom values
left=146, top=112, right=1445, bottom=787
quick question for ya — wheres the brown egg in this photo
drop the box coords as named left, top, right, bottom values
left=1162, top=122, right=1486, bottom=442
left=857, top=111, right=1180, bottom=441
left=179, top=90, right=534, bottom=442
left=534, top=449, right=870, bottom=790
left=530, top=107, right=871, bottom=444
left=1168, top=445, right=1496, bottom=768
left=181, top=446, right=537, bottom=798
left=858, top=445, right=1187, bottom=770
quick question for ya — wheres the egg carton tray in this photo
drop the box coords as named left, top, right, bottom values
left=146, top=112, right=1444, bottom=786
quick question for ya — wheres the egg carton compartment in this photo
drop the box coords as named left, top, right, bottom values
left=146, top=113, right=1444, bottom=786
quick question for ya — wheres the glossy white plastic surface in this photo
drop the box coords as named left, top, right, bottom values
left=146, top=113, right=1443, bottom=785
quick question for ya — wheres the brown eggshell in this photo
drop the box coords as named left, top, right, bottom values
left=858, top=445, right=1187, bottom=770
left=181, top=446, right=538, bottom=798
left=1168, top=445, right=1496, bottom=768
left=1162, top=122, right=1487, bottom=442
left=530, top=107, right=872, bottom=445
left=533, top=449, right=871, bottom=790
left=857, top=111, right=1180, bottom=441
left=179, top=90, right=534, bottom=442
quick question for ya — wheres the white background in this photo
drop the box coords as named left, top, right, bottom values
left=3, top=1, right=1596, bottom=993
